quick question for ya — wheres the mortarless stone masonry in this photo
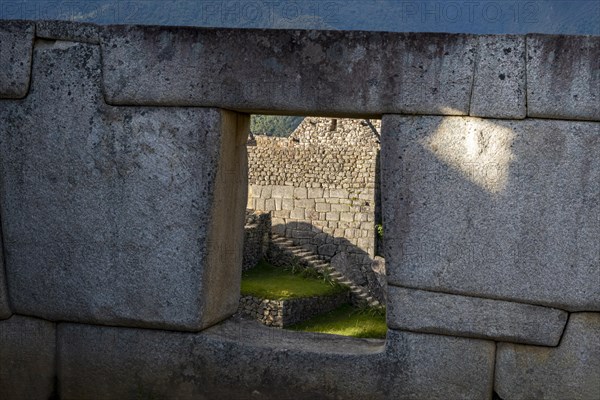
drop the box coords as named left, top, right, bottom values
left=382, top=115, right=599, bottom=312
left=0, top=20, right=598, bottom=399
left=242, top=210, right=271, bottom=271
left=495, top=313, right=600, bottom=399
left=248, top=117, right=380, bottom=289
left=237, top=292, right=350, bottom=327
left=0, top=34, right=249, bottom=332
left=0, top=21, right=34, bottom=98
left=0, top=227, right=10, bottom=320
left=388, top=286, right=568, bottom=346
left=0, top=316, right=56, bottom=399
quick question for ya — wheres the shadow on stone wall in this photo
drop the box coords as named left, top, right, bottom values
left=269, top=221, right=385, bottom=304
left=242, top=210, right=271, bottom=271
left=374, top=150, right=383, bottom=257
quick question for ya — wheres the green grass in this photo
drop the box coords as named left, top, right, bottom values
left=287, top=304, right=387, bottom=339
left=241, top=260, right=347, bottom=300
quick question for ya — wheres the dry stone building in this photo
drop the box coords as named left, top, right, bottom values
left=0, top=20, right=598, bottom=400
left=247, top=117, right=381, bottom=289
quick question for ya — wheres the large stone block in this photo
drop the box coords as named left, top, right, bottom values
left=385, top=329, right=495, bottom=399
left=0, top=315, right=56, bottom=399
left=100, top=25, right=475, bottom=116
left=388, top=286, right=568, bottom=345
left=0, top=40, right=248, bottom=330
left=0, top=20, right=34, bottom=98
left=527, top=34, right=600, bottom=121
left=381, top=115, right=600, bottom=311
left=470, top=35, right=526, bottom=119
left=58, top=320, right=384, bottom=400
left=36, top=20, right=99, bottom=44
left=495, top=313, right=600, bottom=399
left=58, top=318, right=494, bottom=399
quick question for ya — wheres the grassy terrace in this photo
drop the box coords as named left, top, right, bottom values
left=289, top=304, right=387, bottom=339
left=240, top=260, right=347, bottom=300
left=240, top=260, right=386, bottom=339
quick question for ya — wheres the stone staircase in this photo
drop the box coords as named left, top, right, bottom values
left=269, top=234, right=382, bottom=308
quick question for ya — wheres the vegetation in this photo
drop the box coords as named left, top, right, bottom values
left=242, top=260, right=386, bottom=339
left=375, top=223, right=384, bottom=238
left=287, top=304, right=387, bottom=339
left=250, top=115, right=304, bottom=137
left=241, top=260, right=346, bottom=300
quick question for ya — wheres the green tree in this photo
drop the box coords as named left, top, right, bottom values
left=251, top=115, right=304, bottom=137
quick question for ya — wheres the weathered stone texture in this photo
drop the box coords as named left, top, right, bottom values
left=249, top=118, right=379, bottom=190
left=388, top=286, right=568, bottom=345
left=0, top=20, right=34, bottom=98
left=495, top=313, right=600, bottom=399
left=385, top=329, right=495, bottom=399
left=0, top=315, right=56, bottom=399
left=36, top=20, right=100, bottom=43
left=369, top=256, right=387, bottom=305
left=243, top=210, right=271, bottom=270
left=0, top=20, right=597, bottom=398
left=382, top=115, right=600, bottom=311
left=0, top=40, right=248, bottom=330
left=100, top=26, right=475, bottom=116
left=527, top=34, right=600, bottom=121
left=470, top=35, right=526, bottom=119
left=238, top=292, right=350, bottom=327
left=58, top=319, right=494, bottom=399
left=202, top=111, right=249, bottom=327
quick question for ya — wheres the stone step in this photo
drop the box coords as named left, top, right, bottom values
left=272, top=236, right=293, bottom=245
left=291, top=250, right=312, bottom=259
left=270, top=234, right=382, bottom=309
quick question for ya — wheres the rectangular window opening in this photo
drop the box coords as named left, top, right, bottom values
left=237, top=114, right=386, bottom=343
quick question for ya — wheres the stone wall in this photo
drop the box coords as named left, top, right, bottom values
left=237, top=292, right=350, bottom=328
left=242, top=210, right=271, bottom=270
left=0, top=20, right=598, bottom=400
left=249, top=118, right=379, bottom=189
left=248, top=117, right=380, bottom=283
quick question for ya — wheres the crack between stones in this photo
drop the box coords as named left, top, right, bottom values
left=97, top=33, right=112, bottom=107
left=0, top=202, right=14, bottom=314
left=387, top=283, right=571, bottom=313
left=51, top=325, right=61, bottom=400
left=24, top=24, right=37, bottom=98
left=490, top=342, right=498, bottom=400
left=524, top=35, right=529, bottom=119
left=555, top=312, right=572, bottom=348
left=467, top=36, right=480, bottom=116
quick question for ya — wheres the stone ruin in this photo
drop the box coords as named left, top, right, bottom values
left=0, top=20, right=598, bottom=399
left=247, top=116, right=384, bottom=300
